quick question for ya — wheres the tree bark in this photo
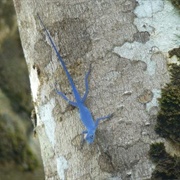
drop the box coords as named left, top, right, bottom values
left=13, top=0, right=179, bottom=179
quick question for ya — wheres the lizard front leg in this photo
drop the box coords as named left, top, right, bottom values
left=81, top=64, right=91, bottom=102
left=95, top=114, right=113, bottom=128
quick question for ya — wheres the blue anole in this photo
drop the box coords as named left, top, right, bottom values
left=37, top=14, right=112, bottom=144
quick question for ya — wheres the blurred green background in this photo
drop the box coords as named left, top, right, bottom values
left=0, top=1, right=44, bottom=179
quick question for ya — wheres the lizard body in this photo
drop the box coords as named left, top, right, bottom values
left=37, top=14, right=111, bottom=144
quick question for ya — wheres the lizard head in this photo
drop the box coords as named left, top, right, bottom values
left=85, top=130, right=95, bottom=144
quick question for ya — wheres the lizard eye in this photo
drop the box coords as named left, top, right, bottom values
left=90, top=135, right=94, bottom=139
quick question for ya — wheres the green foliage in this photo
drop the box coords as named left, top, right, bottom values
left=155, top=83, right=180, bottom=143
left=0, top=33, right=32, bottom=113
left=149, top=143, right=180, bottom=179
left=0, top=113, right=38, bottom=171
left=155, top=48, right=180, bottom=144
left=0, top=0, right=43, bottom=177
left=150, top=47, right=180, bottom=179
left=0, top=0, right=15, bottom=29
left=0, top=0, right=32, bottom=114
left=170, top=0, right=180, bottom=10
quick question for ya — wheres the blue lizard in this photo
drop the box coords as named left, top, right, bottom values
left=37, top=14, right=112, bottom=144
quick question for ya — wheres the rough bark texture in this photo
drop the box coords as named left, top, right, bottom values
left=13, top=0, right=180, bottom=179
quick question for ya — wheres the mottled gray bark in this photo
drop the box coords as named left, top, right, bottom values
left=13, top=0, right=180, bottom=179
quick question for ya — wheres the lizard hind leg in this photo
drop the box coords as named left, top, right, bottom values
left=55, top=83, right=77, bottom=107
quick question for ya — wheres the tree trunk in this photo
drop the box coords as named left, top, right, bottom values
left=13, top=0, right=179, bottom=179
